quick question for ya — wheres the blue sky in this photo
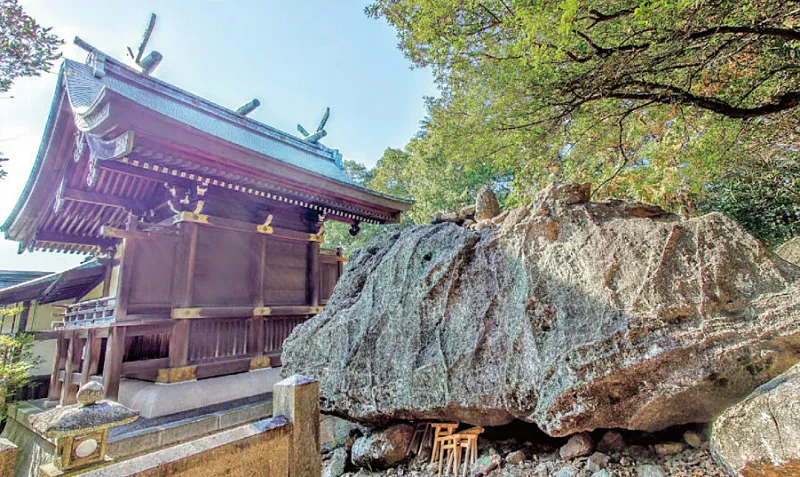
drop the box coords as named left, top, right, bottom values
left=0, top=0, right=436, bottom=272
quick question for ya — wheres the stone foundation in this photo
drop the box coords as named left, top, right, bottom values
left=118, top=367, right=282, bottom=418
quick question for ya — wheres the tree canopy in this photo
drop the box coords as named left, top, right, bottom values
left=365, top=0, right=799, bottom=246
left=0, top=0, right=62, bottom=178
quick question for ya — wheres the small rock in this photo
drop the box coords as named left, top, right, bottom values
left=475, top=185, right=501, bottom=220
left=469, top=454, right=502, bottom=477
left=619, top=456, right=633, bottom=467
left=552, top=465, right=579, bottom=477
left=505, top=449, right=526, bottom=465
left=459, top=204, right=476, bottom=217
left=76, top=381, right=105, bottom=406
left=596, top=431, right=626, bottom=454
left=559, top=433, right=595, bottom=460
left=636, top=463, right=666, bottom=477
left=682, top=430, right=703, bottom=449
left=350, top=423, right=413, bottom=469
left=590, top=470, right=612, bottom=477
left=585, top=452, right=610, bottom=472
left=654, top=441, right=686, bottom=456
left=323, top=447, right=348, bottom=477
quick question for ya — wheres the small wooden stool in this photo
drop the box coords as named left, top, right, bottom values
left=430, top=422, right=459, bottom=465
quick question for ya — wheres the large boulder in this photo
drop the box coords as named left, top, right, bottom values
left=710, top=363, right=800, bottom=476
left=776, top=236, right=800, bottom=265
left=282, top=183, right=800, bottom=436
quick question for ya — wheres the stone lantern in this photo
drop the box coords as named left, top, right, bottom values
left=30, top=381, right=139, bottom=476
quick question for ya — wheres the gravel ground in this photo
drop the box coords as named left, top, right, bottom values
left=331, top=432, right=728, bottom=477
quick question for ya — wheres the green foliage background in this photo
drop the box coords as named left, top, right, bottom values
left=340, top=0, right=800, bottom=249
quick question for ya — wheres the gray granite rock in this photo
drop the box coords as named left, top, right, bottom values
left=350, top=424, right=412, bottom=469
left=682, top=430, right=703, bottom=449
left=776, top=236, right=800, bottom=265
left=596, top=431, right=626, bottom=454
left=77, top=381, right=105, bottom=406
left=636, top=464, right=667, bottom=477
left=469, top=454, right=502, bottom=476
left=324, top=447, right=349, bottom=477
left=654, top=441, right=685, bottom=456
left=710, top=362, right=800, bottom=476
left=283, top=182, right=800, bottom=436
left=505, top=449, right=526, bottom=464
left=552, top=465, right=579, bottom=477
left=585, top=452, right=610, bottom=472
left=560, top=433, right=595, bottom=460
left=474, top=185, right=500, bottom=221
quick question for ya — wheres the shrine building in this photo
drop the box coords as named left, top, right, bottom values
left=2, top=40, right=410, bottom=416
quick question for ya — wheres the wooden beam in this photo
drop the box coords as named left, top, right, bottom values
left=308, top=242, right=320, bottom=307
left=99, top=160, right=193, bottom=188
left=170, top=305, right=323, bottom=319
left=81, top=329, right=103, bottom=386
left=103, top=326, right=127, bottom=401
left=61, top=336, right=83, bottom=405
left=17, top=301, right=30, bottom=333
left=121, top=357, right=169, bottom=374
left=63, top=187, right=142, bottom=211
left=48, top=331, right=70, bottom=401
left=167, top=212, right=321, bottom=243
left=35, top=230, right=116, bottom=249
left=100, top=226, right=152, bottom=240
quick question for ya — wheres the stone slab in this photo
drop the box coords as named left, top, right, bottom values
left=118, top=367, right=282, bottom=418
left=77, top=417, right=291, bottom=477
left=216, top=402, right=272, bottom=429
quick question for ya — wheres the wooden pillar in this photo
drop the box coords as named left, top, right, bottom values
left=308, top=242, right=320, bottom=307
left=48, top=331, right=70, bottom=401
left=274, top=375, right=321, bottom=477
left=81, top=329, right=103, bottom=385
left=61, top=335, right=84, bottom=405
left=336, top=247, right=344, bottom=278
left=169, top=222, right=199, bottom=368
left=103, top=326, right=127, bottom=401
left=16, top=301, right=30, bottom=333
left=168, top=321, right=191, bottom=368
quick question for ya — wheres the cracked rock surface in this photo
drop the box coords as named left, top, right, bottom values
left=711, top=363, right=800, bottom=476
left=282, top=183, right=800, bottom=436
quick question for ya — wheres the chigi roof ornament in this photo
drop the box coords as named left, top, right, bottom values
left=126, top=13, right=163, bottom=75
left=74, top=13, right=163, bottom=77
left=298, top=107, right=330, bottom=144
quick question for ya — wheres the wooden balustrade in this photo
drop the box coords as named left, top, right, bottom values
left=265, top=316, right=308, bottom=354
left=57, top=297, right=116, bottom=329
left=188, top=318, right=253, bottom=363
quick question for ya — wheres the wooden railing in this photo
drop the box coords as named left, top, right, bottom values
left=55, top=297, right=116, bottom=329
left=188, top=318, right=254, bottom=363
left=265, top=316, right=308, bottom=354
